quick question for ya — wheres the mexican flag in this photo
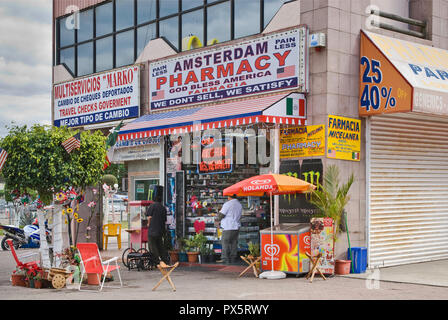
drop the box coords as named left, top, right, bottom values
left=103, top=121, right=124, bottom=170
left=286, top=97, right=305, bottom=117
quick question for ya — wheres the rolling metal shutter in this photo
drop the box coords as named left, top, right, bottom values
left=367, top=113, right=448, bottom=267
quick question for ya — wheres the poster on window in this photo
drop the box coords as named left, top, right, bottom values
left=280, top=125, right=325, bottom=159
left=279, top=159, right=323, bottom=224
left=327, top=115, right=361, bottom=161
left=53, top=65, right=140, bottom=127
left=149, top=27, right=309, bottom=110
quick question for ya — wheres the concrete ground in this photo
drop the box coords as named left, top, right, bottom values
left=1, top=235, right=448, bottom=301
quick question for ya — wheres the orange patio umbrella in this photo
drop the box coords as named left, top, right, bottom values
left=223, top=173, right=316, bottom=279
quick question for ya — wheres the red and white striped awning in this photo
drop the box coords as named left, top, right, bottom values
left=118, top=92, right=306, bottom=142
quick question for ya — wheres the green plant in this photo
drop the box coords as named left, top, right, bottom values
left=101, top=174, right=118, bottom=187
left=0, top=124, right=106, bottom=205
left=185, top=232, right=208, bottom=252
left=308, top=165, right=354, bottom=242
left=248, top=241, right=260, bottom=258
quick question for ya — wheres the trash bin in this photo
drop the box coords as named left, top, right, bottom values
left=347, top=247, right=367, bottom=273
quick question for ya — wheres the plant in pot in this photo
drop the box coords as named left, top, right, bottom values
left=185, top=232, right=207, bottom=263
left=200, top=245, right=215, bottom=264
left=11, top=267, right=27, bottom=287
left=33, top=272, right=44, bottom=289
left=163, top=230, right=179, bottom=264
left=177, top=237, right=188, bottom=262
left=308, top=164, right=354, bottom=275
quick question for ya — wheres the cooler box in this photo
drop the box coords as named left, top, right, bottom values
left=348, top=247, right=367, bottom=273
left=260, top=223, right=310, bottom=275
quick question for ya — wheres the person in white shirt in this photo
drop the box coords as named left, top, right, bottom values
left=216, top=194, right=242, bottom=264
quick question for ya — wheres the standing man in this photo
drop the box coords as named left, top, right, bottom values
left=216, top=194, right=242, bottom=264
left=146, top=193, right=168, bottom=264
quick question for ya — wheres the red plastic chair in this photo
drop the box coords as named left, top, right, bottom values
left=77, top=243, right=122, bottom=291
left=6, top=239, right=40, bottom=271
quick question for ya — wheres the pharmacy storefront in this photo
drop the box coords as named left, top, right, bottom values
left=360, top=31, right=448, bottom=267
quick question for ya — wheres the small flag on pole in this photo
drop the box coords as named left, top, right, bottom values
left=0, top=148, right=8, bottom=171
left=286, top=97, right=306, bottom=117
left=62, top=133, right=81, bottom=153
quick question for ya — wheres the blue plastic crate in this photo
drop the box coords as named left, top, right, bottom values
left=347, top=247, right=367, bottom=273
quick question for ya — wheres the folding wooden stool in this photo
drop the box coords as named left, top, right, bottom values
left=238, top=255, right=261, bottom=278
left=152, top=261, right=179, bottom=292
left=305, top=252, right=327, bottom=283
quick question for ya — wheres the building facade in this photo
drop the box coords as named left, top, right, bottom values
left=52, top=0, right=448, bottom=268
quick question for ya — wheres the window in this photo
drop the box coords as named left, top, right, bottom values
left=182, top=0, right=204, bottom=11
left=116, top=30, right=135, bottom=67
left=96, top=2, right=113, bottom=37
left=59, top=16, right=75, bottom=47
left=57, top=0, right=287, bottom=77
left=78, top=9, right=93, bottom=42
left=207, top=2, right=230, bottom=44
left=77, top=42, right=93, bottom=76
left=96, top=36, right=113, bottom=72
left=160, top=16, right=179, bottom=49
left=60, top=47, right=75, bottom=74
left=137, top=0, right=157, bottom=24
left=264, top=0, right=286, bottom=27
left=116, top=0, right=134, bottom=31
left=182, top=9, right=204, bottom=50
left=137, top=23, right=156, bottom=57
left=160, top=0, right=179, bottom=17
left=234, top=0, right=260, bottom=39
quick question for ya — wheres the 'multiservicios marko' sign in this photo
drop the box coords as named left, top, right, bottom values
left=53, top=65, right=140, bottom=127
left=149, top=27, right=309, bottom=110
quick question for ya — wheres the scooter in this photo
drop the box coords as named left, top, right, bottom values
left=0, top=219, right=52, bottom=250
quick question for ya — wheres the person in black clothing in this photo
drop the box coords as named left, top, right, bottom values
left=145, top=194, right=168, bottom=263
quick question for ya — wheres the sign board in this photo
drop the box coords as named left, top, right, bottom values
left=327, top=115, right=361, bottom=161
left=359, top=32, right=412, bottom=116
left=114, top=136, right=160, bottom=149
left=198, top=138, right=233, bottom=175
left=149, top=27, right=308, bottom=110
left=53, top=65, right=140, bottom=127
left=111, top=143, right=161, bottom=162
left=310, top=217, right=335, bottom=275
left=280, top=125, right=325, bottom=159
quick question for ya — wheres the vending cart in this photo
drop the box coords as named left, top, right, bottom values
left=125, top=200, right=153, bottom=251
left=260, top=223, right=311, bottom=275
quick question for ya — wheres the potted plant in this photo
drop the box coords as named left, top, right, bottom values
left=200, top=246, right=215, bottom=264
left=308, top=165, right=354, bottom=274
left=164, top=230, right=179, bottom=263
left=185, top=232, right=208, bottom=263
left=245, top=242, right=261, bottom=270
left=177, top=237, right=188, bottom=262
left=33, top=272, right=44, bottom=289
left=11, top=268, right=27, bottom=287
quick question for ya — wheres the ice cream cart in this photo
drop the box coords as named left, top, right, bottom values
left=260, top=223, right=311, bottom=275
left=122, top=200, right=153, bottom=266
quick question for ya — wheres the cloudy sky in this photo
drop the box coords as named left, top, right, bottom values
left=0, top=0, right=52, bottom=137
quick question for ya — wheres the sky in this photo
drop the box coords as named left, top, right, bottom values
left=0, top=0, right=52, bottom=138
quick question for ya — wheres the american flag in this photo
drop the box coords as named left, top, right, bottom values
left=152, top=90, right=165, bottom=101
left=0, top=148, right=8, bottom=171
left=327, top=149, right=336, bottom=158
left=277, top=65, right=295, bottom=79
left=62, top=133, right=81, bottom=153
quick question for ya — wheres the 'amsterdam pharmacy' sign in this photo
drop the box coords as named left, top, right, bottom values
left=53, top=65, right=140, bottom=127
left=149, top=27, right=308, bottom=110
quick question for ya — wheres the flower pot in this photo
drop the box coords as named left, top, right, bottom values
left=335, top=260, right=352, bottom=275
left=178, top=252, right=188, bottom=262
left=11, top=274, right=27, bottom=287
left=34, top=280, right=43, bottom=289
left=169, top=250, right=179, bottom=264
left=28, top=279, right=35, bottom=288
left=187, top=251, right=199, bottom=263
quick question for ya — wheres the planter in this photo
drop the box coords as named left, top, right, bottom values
left=34, top=280, right=43, bottom=289
left=11, top=274, right=27, bottom=287
left=187, top=251, right=199, bottom=263
left=28, top=279, right=35, bottom=288
left=178, top=252, right=188, bottom=262
left=169, top=250, right=179, bottom=264
left=335, top=260, right=351, bottom=275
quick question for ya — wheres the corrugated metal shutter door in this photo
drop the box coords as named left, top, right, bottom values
left=368, top=113, right=448, bottom=267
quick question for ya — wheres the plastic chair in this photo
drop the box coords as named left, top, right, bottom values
left=102, top=223, right=122, bottom=250
left=76, top=242, right=122, bottom=292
